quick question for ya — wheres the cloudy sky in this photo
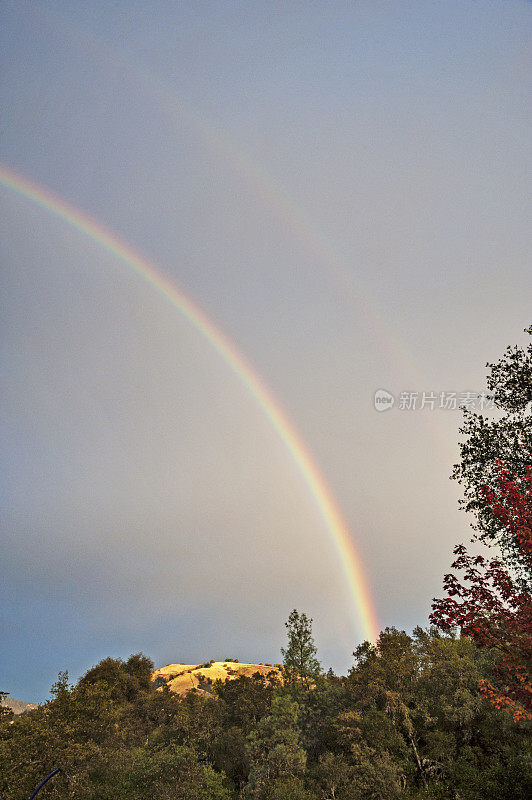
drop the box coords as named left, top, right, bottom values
left=2, top=0, right=531, bottom=702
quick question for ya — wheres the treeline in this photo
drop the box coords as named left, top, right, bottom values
left=0, top=618, right=530, bottom=799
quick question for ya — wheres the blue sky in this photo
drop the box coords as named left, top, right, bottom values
left=1, top=0, right=531, bottom=701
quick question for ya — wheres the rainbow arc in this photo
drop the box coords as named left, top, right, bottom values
left=1, top=163, right=380, bottom=643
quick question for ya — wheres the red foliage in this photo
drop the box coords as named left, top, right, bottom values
left=431, top=465, right=532, bottom=721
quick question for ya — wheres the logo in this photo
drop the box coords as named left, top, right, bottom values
left=374, top=389, right=395, bottom=411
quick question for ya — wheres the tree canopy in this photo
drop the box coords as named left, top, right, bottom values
left=433, top=326, right=532, bottom=721
left=1, top=621, right=530, bottom=800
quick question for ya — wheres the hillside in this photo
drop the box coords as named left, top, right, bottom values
left=1, top=697, right=38, bottom=716
left=152, top=660, right=281, bottom=695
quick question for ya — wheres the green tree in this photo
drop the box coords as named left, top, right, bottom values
left=79, top=655, right=154, bottom=703
left=114, top=744, right=234, bottom=800
left=453, top=324, right=532, bottom=577
left=344, top=627, right=531, bottom=799
left=309, top=748, right=401, bottom=800
left=281, top=610, right=321, bottom=692
left=245, top=695, right=306, bottom=799
left=214, top=671, right=280, bottom=734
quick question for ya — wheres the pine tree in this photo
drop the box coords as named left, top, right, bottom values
left=281, top=610, right=321, bottom=692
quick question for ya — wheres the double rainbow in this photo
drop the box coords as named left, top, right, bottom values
left=1, top=164, right=380, bottom=643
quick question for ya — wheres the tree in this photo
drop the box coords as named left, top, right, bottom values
left=432, top=328, right=532, bottom=721
left=431, top=463, right=532, bottom=720
left=309, top=749, right=402, bottom=800
left=345, top=629, right=427, bottom=790
left=116, top=745, right=234, bottom=800
left=79, top=655, right=154, bottom=702
left=281, top=610, right=321, bottom=692
left=344, top=627, right=531, bottom=798
left=124, top=653, right=155, bottom=691
left=452, top=325, right=532, bottom=577
left=245, top=695, right=306, bottom=799
left=214, top=671, right=280, bottom=734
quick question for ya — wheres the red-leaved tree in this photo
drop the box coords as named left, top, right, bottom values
left=431, top=464, right=532, bottom=721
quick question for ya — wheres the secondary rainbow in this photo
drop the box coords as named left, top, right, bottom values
left=1, top=163, right=380, bottom=643
left=20, top=2, right=453, bottom=466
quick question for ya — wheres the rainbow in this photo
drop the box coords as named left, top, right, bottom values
left=1, top=163, right=380, bottom=643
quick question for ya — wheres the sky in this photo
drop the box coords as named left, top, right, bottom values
left=1, top=0, right=531, bottom=702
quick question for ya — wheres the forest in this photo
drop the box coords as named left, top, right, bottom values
left=0, top=620, right=530, bottom=800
